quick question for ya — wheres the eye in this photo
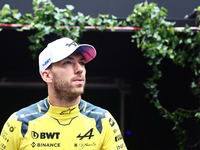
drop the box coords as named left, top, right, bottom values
left=79, top=62, right=85, bottom=66
left=64, top=61, right=71, bottom=65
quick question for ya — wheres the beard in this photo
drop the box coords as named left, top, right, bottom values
left=52, top=73, right=85, bottom=102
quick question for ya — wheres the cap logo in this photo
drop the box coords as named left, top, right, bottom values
left=65, top=41, right=77, bottom=47
left=42, top=58, right=51, bottom=67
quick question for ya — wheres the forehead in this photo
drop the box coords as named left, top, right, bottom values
left=52, top=52, right=85, bottom=68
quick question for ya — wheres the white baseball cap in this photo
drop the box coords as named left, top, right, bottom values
left=39, top=37, right=96, bottom=75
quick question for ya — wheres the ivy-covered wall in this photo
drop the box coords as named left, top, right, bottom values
left=0, top=27, right=198, bottom=150
left=0, top=1, right=200, bottom=150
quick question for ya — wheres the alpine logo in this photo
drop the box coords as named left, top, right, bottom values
left=76, top=128, right=94, bottom=140
left=60, top=107, right=76, bottom=115
left=65, top=41, right=77, bottom=47
left=31, top=131, right=60, bottom=139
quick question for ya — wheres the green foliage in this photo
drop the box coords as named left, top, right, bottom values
left=87, top=14, right=123, bottom=31
left=0, top=0, right=122, bottom=58
left=127, top=1, right=200, bottom=150
left=0, top=0, right=200, bottom=149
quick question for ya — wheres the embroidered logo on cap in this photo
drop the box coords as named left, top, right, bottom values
left=42, top=58, right=51, bottom=67
left=65, top=41, right=77, bottom=47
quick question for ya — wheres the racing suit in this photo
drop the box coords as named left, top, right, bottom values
left=0, top=98, right=127, bottom=150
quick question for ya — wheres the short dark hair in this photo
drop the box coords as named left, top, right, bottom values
left=46, top=64, right=52, bottom=70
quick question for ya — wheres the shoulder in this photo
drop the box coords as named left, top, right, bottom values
left=79, top=100, right=108, bottom=134
left=15, top=98, right=50, bottom=137
left=15, top=98, right=49, bottom=122
left=16, top=98, right=49, bottom=119
left=79, top=100, right=107, bottom=117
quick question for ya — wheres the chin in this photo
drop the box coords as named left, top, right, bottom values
left=78, top=90, right=84, bottom=95
left=74, top=88, right=84, bottom=95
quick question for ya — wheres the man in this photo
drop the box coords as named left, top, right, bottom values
left=0, top=37, right=127, bottom=150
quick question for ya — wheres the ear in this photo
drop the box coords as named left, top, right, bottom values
left=41, top=69, right=53, bottom=83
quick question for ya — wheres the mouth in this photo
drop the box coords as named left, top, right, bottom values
left=73, top=78, right=84, bottom=84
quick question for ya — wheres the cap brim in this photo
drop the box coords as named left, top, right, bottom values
left=75, top=44, right=96, bottom=63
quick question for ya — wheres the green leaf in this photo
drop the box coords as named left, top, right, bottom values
left=185, top=38, right=192, bottom=44
left=13, top=12, right=21, bottom=20
left=71, top=28, right=80, bottom=37
left=195, top=112, right=200, bottom=118
left=155, top=58, right=162, bottom=65
left=29, top=45, right=36, bottom=51
left=26, top=13, right=33, bottom=18
left=2, top=4, right=11, bottom=15
left=66, top=5, right=74, bottom=11
left=147, top=60, right=153, bottom=66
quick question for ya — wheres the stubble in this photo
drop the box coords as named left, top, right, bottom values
left=53, top=74, right=85, bottom=102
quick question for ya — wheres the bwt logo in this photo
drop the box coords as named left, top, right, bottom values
left=31, top=131, right=60, bottom=139
left=42, top=58, right=51, bottom=67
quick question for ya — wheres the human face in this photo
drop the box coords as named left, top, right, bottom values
left=50, top=52, right=86, bottom=100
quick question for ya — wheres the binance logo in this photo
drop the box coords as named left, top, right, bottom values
left=31, top=142, right=36, bottom=148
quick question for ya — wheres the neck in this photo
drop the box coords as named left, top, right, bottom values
left=48, top=89, right=81, bottom=107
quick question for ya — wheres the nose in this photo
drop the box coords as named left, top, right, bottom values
left=74, top=62, right=84, bottom=74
